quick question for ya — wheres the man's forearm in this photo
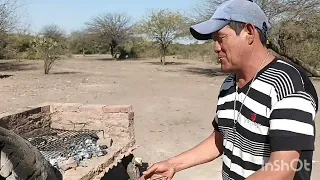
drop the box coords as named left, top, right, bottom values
left=167, top=131, right=223, bottom=172
left=246, top=151, right=300, bottom=180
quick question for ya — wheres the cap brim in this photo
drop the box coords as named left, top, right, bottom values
left=190, top=19, right=229, bottom=40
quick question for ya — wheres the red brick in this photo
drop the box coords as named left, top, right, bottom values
left=102, top=105, right=133, bottom=113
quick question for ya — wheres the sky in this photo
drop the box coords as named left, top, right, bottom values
left=21, top=0, right=200, bottom=35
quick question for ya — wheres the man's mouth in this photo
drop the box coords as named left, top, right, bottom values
left=218, top=57, right=224, bottom=62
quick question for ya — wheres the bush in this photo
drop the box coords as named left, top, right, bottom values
left=31, top=37, right=64, bottom=74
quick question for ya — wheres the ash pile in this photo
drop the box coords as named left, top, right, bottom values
left=27, top=129, right=112, bottom=171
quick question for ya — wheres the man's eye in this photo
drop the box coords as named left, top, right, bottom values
left=212, top=35, right=226, bottom=42
left=217, top=36, right=225, bottom=42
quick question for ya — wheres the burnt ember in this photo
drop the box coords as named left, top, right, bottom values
left=27, top=128, right=107, bottom=171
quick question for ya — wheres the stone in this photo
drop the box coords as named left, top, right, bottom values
left=97, top=131, right=113, bottom=148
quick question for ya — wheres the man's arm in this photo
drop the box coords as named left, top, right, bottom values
left=167, top=130, right=224, bottom=173
left=246, top=151, right=300, bottom=180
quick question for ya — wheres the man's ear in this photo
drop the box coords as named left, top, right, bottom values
left=243, top=23, right=256, bottom=45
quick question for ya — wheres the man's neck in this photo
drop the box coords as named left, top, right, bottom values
left=235, top=50, right=275, bottom=88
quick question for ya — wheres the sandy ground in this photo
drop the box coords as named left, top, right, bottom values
left=0, top=55, right=320, bottom=180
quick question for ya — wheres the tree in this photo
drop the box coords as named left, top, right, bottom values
left=69, top=30, right=91, bottom=56
left=31, top=37, right=64, bottom=74
left=193, top=0, right=320, bottom=76
left=267, top=13, right=320, bottom=75
left=137, top=9, right=186, bottom=65
left=86, top=13, right=134, bottom=59
left=0, top=0, right=27, bottom=57
left=40, top=24, right=66, bottom=42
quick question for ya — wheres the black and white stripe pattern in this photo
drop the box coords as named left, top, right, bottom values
left=214, top=59, right=317, bottom=180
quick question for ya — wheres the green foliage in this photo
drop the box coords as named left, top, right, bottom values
left=31, top=37, right=64, bottom=74
left=137, top=9, right=187, bottom=64
left=2, top=34, right=34, bottom=59
left=68, top=30, right=100, bottom=55
left=269, top=13, right=320, bottom=67
left=167, top=41, right=217, bottom=62
left=119, top=38, right=160, bottom=59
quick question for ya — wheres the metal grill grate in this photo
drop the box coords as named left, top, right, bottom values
left=27, top=128, right=103, bottom=160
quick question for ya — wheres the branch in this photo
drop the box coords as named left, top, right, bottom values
left=268, top=40, right=320, bottom=77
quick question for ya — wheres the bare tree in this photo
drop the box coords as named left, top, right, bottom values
left=40, top=24, right=66, bottom=42
left=0, top=0, right=21, bottom=32
left=86, top=13, right=133, bottom=59
left=191, top=0, right=224, bottom=22
left=137, top=9, right=186, bottom=65
left=0, top=0, right=28, bottom=57
left=193, top=0, right=320, bottom=76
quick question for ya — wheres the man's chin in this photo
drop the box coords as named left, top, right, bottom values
left=220, top=66, right=231, bottom=73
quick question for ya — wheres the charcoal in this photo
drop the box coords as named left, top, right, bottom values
left=27, top=129, right=107, bottom=171
left=99, top=145, right=108, bottom=149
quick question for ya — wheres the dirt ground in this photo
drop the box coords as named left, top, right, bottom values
left=1, top=55, right=320, bottom=180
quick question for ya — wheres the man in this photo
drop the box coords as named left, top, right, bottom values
left=140, top=0, right=318, bottom=179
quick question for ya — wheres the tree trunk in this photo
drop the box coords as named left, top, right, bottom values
left=161, top=45, right=166, bottom=65
left=268, top=40, right=320, bottom=77
left=82, top=48, right=85, bottom=56
left=110, top=46, right=115, bottom=58
left=44, top=60, right=49, bottom=74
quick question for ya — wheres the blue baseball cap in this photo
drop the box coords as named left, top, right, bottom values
left=190, top=0, right=271, bottom=40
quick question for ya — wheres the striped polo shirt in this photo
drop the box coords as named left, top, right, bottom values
left=213, top=58, right=318, bottom=180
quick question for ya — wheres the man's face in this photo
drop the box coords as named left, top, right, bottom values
left=212, top=25, right=248, bottom=73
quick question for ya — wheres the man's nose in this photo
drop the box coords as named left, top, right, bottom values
left=214, top=41, right=221, bottom=53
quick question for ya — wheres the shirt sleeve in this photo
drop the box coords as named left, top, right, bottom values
left=212, top=114, right=220, bottom=132
left=269, top=91, right=316, bottom=152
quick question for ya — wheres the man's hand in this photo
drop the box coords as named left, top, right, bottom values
left=140, top=131, right=223, bottom=179
left=140, top=160, right=175, bottom=180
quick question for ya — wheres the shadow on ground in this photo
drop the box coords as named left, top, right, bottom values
left=97, top=58, right=142, bottom=62
left=96, top=57, right=116, bottom=61
left=144, top=62, right=189, bottom=66
left=51, top=72, right=81, bottom=75
left=0, top=74, right=13, bottom=79
left=184, top=67, right=228, bottom=77
left=0, top=61, right=37, bottom=72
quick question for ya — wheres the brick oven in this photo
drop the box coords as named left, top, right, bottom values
left=0, top=102, right=139, bottom=180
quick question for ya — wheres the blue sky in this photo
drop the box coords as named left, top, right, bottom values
left=22, top=0, right=200, bottom=35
